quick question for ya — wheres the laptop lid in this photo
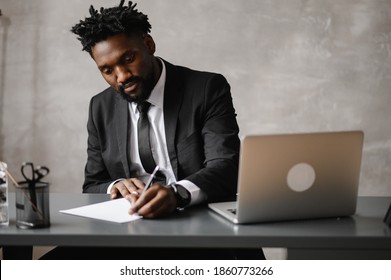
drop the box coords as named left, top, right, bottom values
left=209, top=130, right=364, bottom=224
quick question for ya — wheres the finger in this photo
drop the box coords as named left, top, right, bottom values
left=129, top=184, right=159, bottom=214
left=132, top=186, right=176, bottom=218
left=139, top=194, right=176, bottom=218
left=129, top=177, right=146, bottom=190
left=125, top=191, right=140, bottom=207
left=113, top=179, right=138, bottom=198
left=129, top=194, right=160, bottom=217
left=110, top=186, right=120, bottom=199
left=110, top=180, right=128, bottom=199
left=140, top=202, right=167, bottom=219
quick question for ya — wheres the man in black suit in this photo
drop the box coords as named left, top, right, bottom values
left=78, top=0, right=240, bottom=219
left=41, top=0, right=264, bottom=259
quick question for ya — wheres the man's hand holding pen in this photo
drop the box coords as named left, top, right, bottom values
left=110, top=166, right=177, bottom=218
left=128, top=183, right=176, bottom=218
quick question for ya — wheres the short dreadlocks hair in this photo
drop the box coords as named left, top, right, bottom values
left=71, top=0, right=151, bottom=54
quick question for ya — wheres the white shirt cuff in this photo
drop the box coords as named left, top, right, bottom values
left=175, top=179, right=207, bottom=206
left=107, top=179, right=125, bottom=194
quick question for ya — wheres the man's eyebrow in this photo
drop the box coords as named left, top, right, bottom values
left=97, top=49, right=134, bottom=69
left=119, top=49, right=135, bottom=60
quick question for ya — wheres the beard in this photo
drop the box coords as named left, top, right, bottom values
left=118, top=72, right=155, bottom=104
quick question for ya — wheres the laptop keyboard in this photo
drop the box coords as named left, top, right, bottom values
left=227, top=208, right=237, bottom=215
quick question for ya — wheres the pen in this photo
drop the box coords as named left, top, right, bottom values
left=140, top=165, right=160, bottom=197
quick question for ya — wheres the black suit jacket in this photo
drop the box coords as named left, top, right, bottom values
left=83, top=60, right=240, bottom=203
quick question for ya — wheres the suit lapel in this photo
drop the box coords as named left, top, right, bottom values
left=163, top=61, right=183, bottom=179
left=114, top=96, right=131, bottom=178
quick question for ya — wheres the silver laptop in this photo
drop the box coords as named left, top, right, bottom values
left=208, top=130, right=364, bottom=224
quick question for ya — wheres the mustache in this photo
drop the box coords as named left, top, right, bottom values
left=118, top=77, right=143, bottom=92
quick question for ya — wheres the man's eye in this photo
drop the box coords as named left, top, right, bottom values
left=102, top=68, right=112, bottom=75
left=125, top=55, right=135, bottom=63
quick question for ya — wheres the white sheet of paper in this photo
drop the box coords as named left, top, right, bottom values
left=60, top=198, right=142, bottom=223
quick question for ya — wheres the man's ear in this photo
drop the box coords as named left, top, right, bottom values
left=144, top=35, right=156, bottom=55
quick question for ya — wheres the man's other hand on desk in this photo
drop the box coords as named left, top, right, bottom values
left=111, top=178, right=177, bottom=218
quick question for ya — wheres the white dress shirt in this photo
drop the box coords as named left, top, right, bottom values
left=108, top=59, right=206, bottom=206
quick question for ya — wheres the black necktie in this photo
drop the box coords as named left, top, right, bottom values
left=137, top=102, right=166, bottom=183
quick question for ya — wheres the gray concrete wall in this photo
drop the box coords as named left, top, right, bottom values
left=0, top=0, right=390, bottom=196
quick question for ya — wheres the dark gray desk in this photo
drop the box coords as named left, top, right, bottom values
left=1, top=194, right=390, bottom=259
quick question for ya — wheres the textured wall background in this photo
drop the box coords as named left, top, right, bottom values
left=0, top=0, right=390, bottom=196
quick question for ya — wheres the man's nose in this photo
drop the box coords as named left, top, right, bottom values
left=116, top=66, right=132, bottom=85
